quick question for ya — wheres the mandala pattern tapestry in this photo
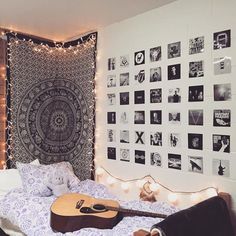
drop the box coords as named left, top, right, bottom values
left=7, top=33, right=97, bottom=180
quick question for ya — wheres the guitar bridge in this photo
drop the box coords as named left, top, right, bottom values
left=76, top=200, right=85, bottom=209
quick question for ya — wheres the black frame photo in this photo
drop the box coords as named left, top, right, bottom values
left=168, top=154, right=181, bottom=170
left=188, top=133, right=203, bottom=150
left=168, top=64, right=181, bottom=80
left=188, top=85, right=204, bottom=102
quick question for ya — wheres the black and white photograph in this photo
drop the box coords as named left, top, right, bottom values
left=120, top=92, right=129, bottom=105
left=212, top=159, right=230, bottom=177
left=135, top=150, right=145, bottom=165
left=134, top=111, right=145, bottom=124
left=168, top=88, right=181, bottom=103
left=169, top=111, right=181, bottom=124
left=107, top=129, right=116, bottom=142
left=107, top=93, right=116, bottom=105
left=188, top=133, right=203, bottom=150
left=134, top=70, right=145, bottom=84
left=150, top=152, right=162, bottom=167
left=120, top=72, right=129, bottom=86
left=168, top=41, right=181, bottom=59
left=120, top=149, right=130, bottom=162
left=108, top=57, right=116, bottom=70
left=120, top=130, right=130, bottom=143
left=214, top=83, right=231, bottom=101
left=189, top=61, right=204, bottom=78
left=213, top=29, right=231, bottom=50
left=134, top=90, right=145, bottom=104
left=120, top=55, right=129, bottom=67
left=213, top=134, right=230, bottom=153
left=169, top=133, right=181, bottom=148
left=168, top=154, right=181, bottom=170
left=150, top=110, right=162, bottom=124
left=188, top=156, right=203, bottom=174
left=213, top=109, right=231, bottom=127
left=150, top=46, right=161, bottom=62
left=189, top=36, right=204, bottom=54
left=134, top=50, right=145, bottom=65
left=189, top=109, right=203, bottom=126
left=168, top=64, right=181, bottom=80
left=120, top=111, right=129, bottom=124
left=188, top=85, right=204, bottom=102
left=150, top=131, right=162, bottom=146
left=135, top=131, right=145, bottom=144
left=107, top=147, right=116, bottom=160
left=107, top=75, right=116, bottom=87
left=107, top=112, right=116, bottom=124
left=214, top=57, right=231, bottom=75
left=150, top=67, right=161, bottom=82
left=150, top=88, right=162, bottom=103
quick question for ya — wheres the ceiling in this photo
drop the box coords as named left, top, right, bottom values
left=0, top=0, right=176, bottom=41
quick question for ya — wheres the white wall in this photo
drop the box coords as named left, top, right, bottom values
left=96, top=0, right=236, bottom=227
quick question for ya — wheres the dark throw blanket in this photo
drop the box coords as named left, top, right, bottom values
left=151, top=196, right=234, bottom=236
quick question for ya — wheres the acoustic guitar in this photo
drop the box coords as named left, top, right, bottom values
left=50, top=193, right=167, bottom=233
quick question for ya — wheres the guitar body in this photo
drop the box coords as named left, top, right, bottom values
left=50, top=193, right=120, bottom=233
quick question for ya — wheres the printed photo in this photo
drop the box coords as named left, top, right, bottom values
left=150, top=131, right=162, bottom=146
left=168, top=154, right=181, bottom=170
left=120, top=111, right=129, bottom=124
left=189, top=61, right=204, bottom=78
left=134, top=50, right=145, bottom=65
left=168, top=64, right=181, bottom=80
left=134, top=90, right=145, bottom=104
left=189, top=109, right=203, bottom=126
left=150, top=110, right=162, bottom=124
left=134, top=70, right=145, bottom=84
left=150, top=88, right=162, bottom=103
left=214, top=57, right=231, bottom=75
left=213, top=29, right=231, bottom=50
left=120, top=130, right=129, bottom=143
left=150, top=46, right=161, bottom=62
left=188, top=156, right=203, bottom=174
left=107, top=112, right=116, bottom=124
left=169, top=133, right=181, bottom=148
left=188, top=85, right=204, bottom=102
left=188, top=133, right=203, bottom=150
left=120, top=149, right=130, bottom=162
left=120, top=73, right=129, bottom=86
left=135, top=131, right=145, bottom=144
left=169, top=111, right=181, bottom=124
left=134, top=111, right=145, bottom=124
left=108, top=57, right=116, bottom=71
left=213, top=109, right=230, bottom=127
left=168, top=41, right=181, bottom=58
left=107, top=129, right=116, bottom=142
left=120, top=55, right=129, bottom=67
left=135, top=150, right=145, bottom=165
left=189, top=36, right=204, bottom=54
left=214, top=83, right=231, bottom=101
left=150, top=152, right=162, bottom=167
left=107, top=147, right=116, bottom=160
left=107, top=75, right=116, bottom=87
left=213, top=134, right=230, bottom=153
left=107, top=93, right=116, bottom=105
left=212, top=159, right=230, bottom=177
left=168, top=88, right=181, bottom=103
left=120, top=92, right=129, bottom=105
left=150, top=67, right=161, bottom=82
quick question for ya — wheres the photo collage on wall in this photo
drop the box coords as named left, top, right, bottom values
left=106, top=28, right=232, bottom=178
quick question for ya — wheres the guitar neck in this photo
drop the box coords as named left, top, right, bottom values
left=105, top=206, right=167, bottom=219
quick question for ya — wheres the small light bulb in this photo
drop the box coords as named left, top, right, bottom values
left=121, top=182, right=130, bottom=191
left=149, top=183, right=160, bottom=192
left=136, top=179, right=147, bottom=188
left=190, top=193, right=201, bottom=203
left=96, top=167, right=104, bottom=176
left=107, top=176, right=117, bottom=185
left=168, top=193, right=178, bottom=204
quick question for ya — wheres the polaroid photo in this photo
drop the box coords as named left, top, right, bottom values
left=120, top=111, right=129, bottom=124
left=214, top=83, right=231, bottom=101
left=188, top=133, right=203, bottom=150
left=168, top=41, right=181, bottom=59
left=168, top=88, right=181, bottom=103
left=134, top=50, right=145, bottom=65
left=107, top=147, right=116, bottom=160
left=107, top=75, right=116, bottom=88
left=120, top=149, right=130, bottom=162
left=150, top=88, right=162, bottom=103
left=168, top=154, right=181, bottom=170
left=168, top=64, right=181, bottom=80
left=214, top=57, right=231, bottom=75
left=120, top=72, right=129, bottom=86
left=189, top=61, right=204, bottom=78
left=134, top=90, right=145, bottom=104
left=150, top=46, right=161, bottom=62
left=188, top=85, right=204, bottom=102
left=213, top=29, right=231, bottom=50
left=120, top=130, right=130, bottom=143
left=150, top=110, right=162, bottom=124
left=150, top=67, right=161, bottom=82
left=134, top=70, right=145, bottom=84
left=213, top=134, right=230, bottom=153
left=189, top=36, right=204, bottom=54
left=212, top=159, right=230, bottom=177
left=213, top=109, right=230, bottom=127
left=169, top=111, right=181, bottom=124
left=107, top=93, right=116, bottom=106
left=107, top=112, right=116, bottom=124
left=150, top=131, right=162, bottom=146
left=107, top=129, right=116, bottom=142
left=169, top=133, right=181, bottom=148
left=189, top=109, right=203, bottom=126
left=120, top=92, right=129, bottom=105
left=135, top=131, right=145, bottom=144
left=120, top=55, right=129, bottom=67
left=134, top=111, right=145, bottom=124
left=108, top=57, right=116, bottom=71
left=135, top=150, right=145, bottom=164
left=188, top=156, right=203, bottom=174
left=150, top=152, right=162, bottom=167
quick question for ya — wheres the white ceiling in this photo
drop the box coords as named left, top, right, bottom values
left=0, top=0, right=176, bottom=41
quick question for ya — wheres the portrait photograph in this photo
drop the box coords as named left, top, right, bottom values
left=150, top=152, right=162, bottom=167
left=150, top=67, right=161, bottom=82
left=168, top=64, right=181, bottom=80
left=150, top=110, right=162, bottom=124
left=188, top=85, right=204, bottom=102
left=168, top=88, right=181, bottom=103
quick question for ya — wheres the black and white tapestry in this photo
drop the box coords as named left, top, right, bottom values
left=7, top=32, right=97, bottom=180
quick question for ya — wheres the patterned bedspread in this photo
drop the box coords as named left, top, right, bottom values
left=0, top=180, right=177, bottom=236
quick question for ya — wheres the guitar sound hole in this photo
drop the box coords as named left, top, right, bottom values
left=92, top=204, right=106, bottom=211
